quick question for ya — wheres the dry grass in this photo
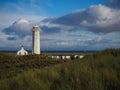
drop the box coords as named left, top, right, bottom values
left=0, top=49, right=120, bottom=90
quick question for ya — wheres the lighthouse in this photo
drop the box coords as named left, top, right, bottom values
left=32, top=25, right=40, bottom=54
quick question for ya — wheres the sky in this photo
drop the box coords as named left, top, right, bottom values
left=0, top=0, right=106, bottom=16
left=0, top=0, right=120, bottom=51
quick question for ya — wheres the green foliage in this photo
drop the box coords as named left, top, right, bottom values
left=0, top=53, right=65, bottom=79
left=0, top=49, right=120, bottom=90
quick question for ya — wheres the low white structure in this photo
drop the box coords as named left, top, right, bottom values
left=56, top=56, right=61, bottom=59
left=51, top=55, right=84, bottom=60
left=74, top=55, right=79, bottom=59
left=79, top=55, right=84, bottom=59
left=65, top=56, right=71, bottom=59
left=62, top=56, right=65, bottom=60
left=51, top=56, right=61, bottom=59
left=52, top=56, right=55, bottom=59
left=17, top=46, right=28, bottom=56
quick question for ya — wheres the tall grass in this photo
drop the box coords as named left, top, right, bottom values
left=0, top=49, right=120, bottom=90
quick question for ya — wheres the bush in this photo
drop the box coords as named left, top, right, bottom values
left=0, top=49, right=120, bottom=90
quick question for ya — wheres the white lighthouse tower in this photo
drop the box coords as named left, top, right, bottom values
left=32, top=25, right=40, bottom=54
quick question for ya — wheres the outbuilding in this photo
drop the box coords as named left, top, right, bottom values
left=17, top=46, right=28, bottom=56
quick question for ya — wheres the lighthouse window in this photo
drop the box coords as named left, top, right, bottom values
left=33, top=27, right=38, bottom=29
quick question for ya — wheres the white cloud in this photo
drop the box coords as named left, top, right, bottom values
left=0, top=12, right=46, bottom=30
left=87, top=4, right=120, bottom=27
left=2, top=18, right=32, bottom=37
left=0, top=0, right=120, bottom=50
left=88, top=4, right=114, bottom=20
left=51, top=4, right=120, bottom=33
left=0, top=31, right=32, bottom=49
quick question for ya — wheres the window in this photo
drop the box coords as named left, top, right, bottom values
left=19, top=52, right=21, bottom=55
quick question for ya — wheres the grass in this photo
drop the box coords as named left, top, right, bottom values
left=0, top=49, right=120, bottom=90
left=0, top=53, right=67, bottom=79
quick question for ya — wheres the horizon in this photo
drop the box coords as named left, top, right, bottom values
left=0, top=0, right=120, bottom=51
left=1, top=48, right=119, bottom=52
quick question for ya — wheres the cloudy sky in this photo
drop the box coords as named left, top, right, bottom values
left=0, top=0, right=120, bottom=51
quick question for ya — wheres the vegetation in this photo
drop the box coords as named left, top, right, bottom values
left=0, top=49, right=120, bottom=90
left=0, top=53, right=66, bottom=79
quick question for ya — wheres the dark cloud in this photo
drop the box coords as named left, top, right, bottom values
left=107, top=0, right=120, bottom=9
left=3, top=19, right=32, bottom=37
left=2, top=18, right=61, bottom=38
left=0, top=0, right=120, bottom=51
left=41, top=17, right=56, bottom=23
left=52, top=10, right=95, bottom=26
left=7, top=37, right=18, bottom=40
left=42, top=3, right=120, bottom=33
left=41, top=38, right=55, bottom=41
left=41, top=25, right=61, bottom=34
left=3, top=0, right=120, bottom=38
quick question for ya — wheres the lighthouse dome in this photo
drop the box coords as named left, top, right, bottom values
left=33, top=25, right=40, bottom=30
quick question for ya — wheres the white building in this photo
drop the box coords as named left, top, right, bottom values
left=79, top=55, right=84, bottom=59
left=17, top=46, right=28, bottom=56
left=62, top=56, right=66, bottom=60
left=51, top=55, right=84, bottom=60
left=32, top=25, right=41, bottom=54
left=74, top=55, right=79, bottom=59
left=65, top=56, right=71, bottom=59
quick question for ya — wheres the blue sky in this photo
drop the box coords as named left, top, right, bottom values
left=0, top=0, right=120, bottom=51
left=0, top=0, right=106, bottom=16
